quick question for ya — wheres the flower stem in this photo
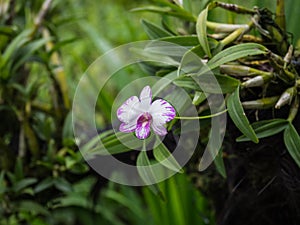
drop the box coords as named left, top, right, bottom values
left=175, top=109, right=227, bottom=120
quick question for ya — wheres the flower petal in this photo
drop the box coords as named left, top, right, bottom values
left=150, top=99, right=176, bottom=123
left=151, top=120, right=167, bottom=136
left=117, top=96, right=140, bottom=123
left=119, top=121, right=136, bottom=133
left=139, top=86, right=152, bottom=109
left=135, top=114, right=152, bottom=139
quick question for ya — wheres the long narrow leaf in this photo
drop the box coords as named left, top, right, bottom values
left=196, top=6, right=211, bottom=58
left=137, top=149, right=165, bottom=200
left=175, top=74, right=240, bottom=94
left=17, top=201, right=50, bottom=216
left=191, top=43, right=268, bottom=76
left=192, top=91, right=207, bottom=105
left=237, top=119, right=288, bottom=142
left=207, top=43, right=267, bottom=69
left=159, top=35, right=199, bottom=46
left=82, top=132, right=149, bottom=156
left=153, top=141, right=183, bottom=173
left=227, top=87, right=258, bottom=143
left=13, top=178, right=37, bottom=192
left=1, top=29, right=32, bottom=65
left=284, top=123, right=300, bottom=168
left=214, top=148, right=226, bottom=178
left=141, top=19, right=173, bottom=39
left=12, top=38, right=49, bottom=72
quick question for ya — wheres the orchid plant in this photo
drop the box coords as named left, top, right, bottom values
left=95, top=0, right=300, bottom=205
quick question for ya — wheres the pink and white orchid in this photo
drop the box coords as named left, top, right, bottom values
left=117, top=86, right=176, bottom=139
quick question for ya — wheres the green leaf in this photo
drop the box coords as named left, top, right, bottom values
left=193, top=43, right=268, bottom=76
left=137, top=147, right=165, bottom=200
left=81, top=131, right=142, bottom=156
left=131, top=46, right=180, bottom=67
left=201, top=117, right=226, bottom=177
left=13, top=178, right=38, bottom=193
left=34, top=177, right=54, bottom=193
left=196, top=6, right=211, bottom=58
left=54, top=177, right=73, bottom=193
left=159, top=35, right=199, bottom=46
left=81, top=129, right=114, bottom=152
left=1, top=29, right=32, bottom=67
left=11, top=38, right=49, bottom=73
left=208, top=43, right=267, bottom=69
left=199, top=74, right=240, bottom=93
left=214, top=148, right=226, bottom=178
left=153, top=141, right=183, bottom=173
left=227, top=87, right=258, bottom=143
left=104, top=189, right=145, bottom=219
left=178, top=46, right=205, bottom=76
left=62, top=112, right=74, bottom=145
left=190, top=44, right=206, bottom=58
left=174, top=74, right=240, bottom=94
left=141, top=19, right=173, bottom=39
left=85, top=132, right=143, bottom=156
left=137, top=150, right=157, bottom=185
left=237, top=119, right=288, bottom=142
left=284, top=123, right=300, bottom=168
left=192, top=91, right=207, bottom=105
left=173, top=77, right=199, bottom=90
left=16, top=200, right=50, bottom=216
left=6, top=171, right=16, bottom=184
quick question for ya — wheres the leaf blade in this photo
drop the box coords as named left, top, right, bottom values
left=141, top=19, right=173, bottom=39
left=153, top=141, right=183, bottom=173
left=159, top=35, right=199, bottom=46
left=227, top=87, right=258, bottom=143
left=175, top=74, right=240, bottom=94
left=237, top=119, right=288, bottom=142
left=191, top=43, right=268, bottom=76
left=284, top=123, right=300, bottom=168
left=137, top=149, right=165, bottom=200
left=196, top=6, right=211, bottom=58
left=214, top=148, right=226, bottom=178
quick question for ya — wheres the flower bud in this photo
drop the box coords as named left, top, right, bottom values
left=242, top=96, right=279, bottom=109
left=206, top=21, right=249, bottom=33
left=220, top=64, right=271, bottom=77
left=275, top=86, right=296, bottom=109
left=209, top=33, right=229, bottom=40
left=240, top=34, right=263, bottom=43
left=242, top=74, right=273, bottom=88
left=284, top=45, right=293, bottom=66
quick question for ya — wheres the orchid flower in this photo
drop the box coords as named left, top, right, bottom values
left=117, top=86, right=176, bottom=139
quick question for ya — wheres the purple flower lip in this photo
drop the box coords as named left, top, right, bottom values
left=117, top=86, right=176, bottom=139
